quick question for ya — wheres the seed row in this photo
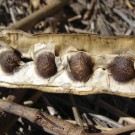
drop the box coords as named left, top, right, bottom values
left=0, top=50, right=134, bottom=83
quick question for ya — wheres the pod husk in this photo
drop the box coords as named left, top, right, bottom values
left=0, top=30, right=135, bottom=97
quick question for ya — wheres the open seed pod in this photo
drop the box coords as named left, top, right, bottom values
left=0, top=30, right=135, bottom=97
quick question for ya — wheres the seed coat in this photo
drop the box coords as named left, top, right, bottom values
left=69, top=52, right=94, bottom=82
left=36, top=52, right=57, bottom=78
left=109, top=57, right=135, bottom=82
left=0, top=50, right=20, bottom=73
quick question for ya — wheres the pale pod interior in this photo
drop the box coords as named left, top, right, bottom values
left=0, top=41, right=134, bottom=96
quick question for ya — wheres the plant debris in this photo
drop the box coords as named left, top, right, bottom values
left=0, top=0, right=135, bottom=135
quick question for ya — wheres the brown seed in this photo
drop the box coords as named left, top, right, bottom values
left=109, top=57, right=135, bottom=82
left=36, top=52, right=57, bottom=78
left=69, top=52, right=94, bottom=82
left=0, top=50, right=20, bottom=73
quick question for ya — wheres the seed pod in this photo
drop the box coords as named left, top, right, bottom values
left=36, top=52, right=57, bottom=78
left=0, top=50, right=20, bottom=74
left=109, top=57, right=135, bottom=82
left=69, top=52, right=94, bottom=82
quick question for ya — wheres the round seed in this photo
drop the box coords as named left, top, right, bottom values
left=0, top=50, right=20, bottom=73
left=109, top=57, right=135, bottom=82
left=36, top=52, right=57, bottom=78
left=69, top=52, right=94, bottom=82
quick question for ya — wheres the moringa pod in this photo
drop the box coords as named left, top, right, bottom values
left=0, top=30, right=135, bottom=97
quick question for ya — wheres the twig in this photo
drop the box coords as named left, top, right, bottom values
left=96, top=14, right=114, bottom=35
left=67, top=25, right=89, bottom=33
left=6, top=95, right=15, bottom=102
left=8, top=0, right=68, bottom=30
left=102, top=124, right=135, bottom=134
left=69, top=95, right=83, bottom=126
left=89, top=113, right=122, bottom=128
left=0, top=89, right=27, bottom=135
left=0, top=99, right=93, bottom=135
left=83, top=0, right=95, bottom=20
left=96, top=99, right=129, bottom=117
left=47, top=95, right=71, bottom=119
left=9, top=7, right=16, bottom=23
left=68, top=15, right=81, bottom=22
left=28, top=91, right=43, bottom=103
left=0, top=91, right=43, bottom=135
left=42, top=95, right=61, bottom=117
left=49, top=95, right=92, bottom=113
left=125, top=0, right=134, bottom=10
left=118, top=117, right=135, bottom=125
left=113, top=8, right=135, bottom=27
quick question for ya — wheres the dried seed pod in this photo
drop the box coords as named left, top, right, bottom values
left=0, top=50, right=20, bottom=73
left=109, top=57, right=135, bottom=82
left=69, top=52, right=94, bottom=82
left=36, top=52, right=57, bottom=78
